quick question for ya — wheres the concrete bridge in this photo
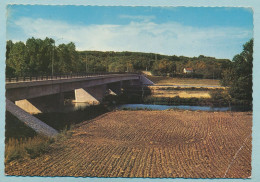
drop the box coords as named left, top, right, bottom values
left=6, top=73, right=153, bottom=137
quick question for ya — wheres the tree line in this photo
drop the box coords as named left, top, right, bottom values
left=78, top=51, right=231, bottom=79
left=220, top=39, right=253, bottom=108
left=6, top=37, right=81, bottom=77
left=6, top=37, right=230, bottom=79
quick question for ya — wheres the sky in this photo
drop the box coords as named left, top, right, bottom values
left=6, top=5, right=253, bottom=60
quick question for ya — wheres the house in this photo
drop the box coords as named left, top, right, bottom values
left=183, top=68, right=194, bottom=74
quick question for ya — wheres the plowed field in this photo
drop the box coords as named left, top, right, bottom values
left=5, top=110, right=252, bottom=178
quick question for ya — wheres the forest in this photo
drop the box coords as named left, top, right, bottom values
left=6, top=37, right=230, bottom=79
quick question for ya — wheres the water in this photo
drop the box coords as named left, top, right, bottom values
left=117, top=104, right=231, bottom=112
left=63, top=102, right=90, bottom=112
left=63, top=101, right=247, bottom=112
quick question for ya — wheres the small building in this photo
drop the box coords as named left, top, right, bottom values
left=183, top=68, right=194, bottom=74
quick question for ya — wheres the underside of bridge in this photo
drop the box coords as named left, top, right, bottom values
left=6, top=74, right=154, bottom=137
left=14, top=80, right=130, bottom=114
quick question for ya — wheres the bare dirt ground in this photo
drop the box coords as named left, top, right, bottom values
left=5, top=110, right=252, bottom=178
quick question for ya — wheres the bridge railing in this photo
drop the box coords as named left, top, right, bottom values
left=6, top=72, right=140, bottom=83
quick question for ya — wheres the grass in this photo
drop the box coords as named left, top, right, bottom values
left=5, top=104, right=108, bottom=164
left=151, top=90, right=211, bottom=98
left=147, top=75, right=220, bottom=86
left=5, top=135, right=53, bottom=163
left=143, top=95, right=228, bottom=106
left=150, top=86, right=224, bottom=91
left=5, top=126, right=74, bottom=164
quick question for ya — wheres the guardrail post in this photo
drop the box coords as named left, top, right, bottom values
left=16, top=77, right=18, bottom=82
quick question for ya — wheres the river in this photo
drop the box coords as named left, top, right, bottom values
left=64, top=102, right=247, bottom=112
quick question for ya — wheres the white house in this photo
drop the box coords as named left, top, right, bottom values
left=183, top=68, right=194, bottom=74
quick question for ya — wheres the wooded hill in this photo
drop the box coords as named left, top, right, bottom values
left=6, top=37, right=230, bottom=79
left=78, top=51, right=231, bottom=79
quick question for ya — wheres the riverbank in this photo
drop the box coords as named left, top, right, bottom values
left=5, top=105, right=109, bottom=163
left=5, top=110, right=252, bottom=178
left=146, top=75, right=221, bottom=86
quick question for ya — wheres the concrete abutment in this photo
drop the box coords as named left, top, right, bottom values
left=15, top=93, right=64, bottom=114
left=74, top=85, right=107, bottom=104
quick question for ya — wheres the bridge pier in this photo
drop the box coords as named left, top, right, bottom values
left=6, top=99, right=58, bottom=137
left=75, top=85, right=107, bottom=104
left=15, top=93, right=64, bottom=114
left=107, top=81, right=122, bottom=95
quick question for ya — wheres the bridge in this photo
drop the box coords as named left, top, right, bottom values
left=6, top=72, right=154, bottom=137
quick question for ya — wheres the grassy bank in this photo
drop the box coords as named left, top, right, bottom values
left=149, top=86, right=224, bottom=91
left=5, top=104, right=109, bottom=163
left=146, top=75, right=220, bottom=86
left=143, top=95, right=251, bottom=110
left=144, top=96, right=222, bottom=106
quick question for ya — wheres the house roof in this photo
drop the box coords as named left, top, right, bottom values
left=184, top=68, right=193, bottom=71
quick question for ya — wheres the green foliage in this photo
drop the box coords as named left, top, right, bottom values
left=209, top=89, right=231, bottom=106
left=108, top=61, right=125, bottom=72
left=220, top=39, right=253, bottom=108
left=6, top=38, right=83, bottom=77
left=152, top=58, right=176, bottom=76
left=6, top=37, right=230, bottom=79
left=143, top=95, right=229, bottom=107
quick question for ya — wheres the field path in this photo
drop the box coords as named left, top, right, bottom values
left=5, top=110, right=252, bottom=178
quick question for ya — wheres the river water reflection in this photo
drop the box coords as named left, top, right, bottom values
left=63, top=102, right=90, bottom=112
left=64, top=102, right=246, bottom=112
left=117, top=104, right=231, bottom=111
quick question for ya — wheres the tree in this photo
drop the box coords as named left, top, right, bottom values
left=221, top=39, right=253, bottom=107
left=6, top=41, right=29, bottom=76
left=108, top=60, right=126, bottom=72
left=152, top=59, right=175, bottom=76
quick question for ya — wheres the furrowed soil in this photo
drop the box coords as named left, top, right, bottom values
left=5, top=110, right=252, bottom=178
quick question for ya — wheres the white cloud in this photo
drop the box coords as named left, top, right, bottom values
left=119, top=15, right=155, bottom=22
left=13, top=17, right=252, bottom=59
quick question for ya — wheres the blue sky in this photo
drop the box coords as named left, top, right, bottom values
left=7, top=5, right=253, bottom=59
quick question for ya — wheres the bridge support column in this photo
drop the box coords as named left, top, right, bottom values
left=75, top=85, right=107, bottom=104
left=15, top=93, right=64, bottom=114
left=107, top=81, right=122, bottom=95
